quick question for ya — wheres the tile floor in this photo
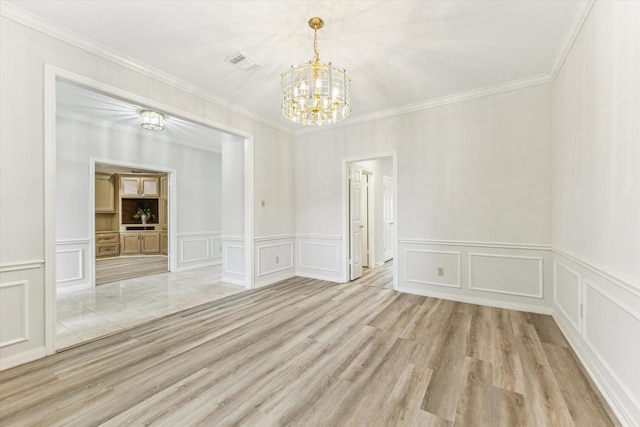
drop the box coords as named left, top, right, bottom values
left=56, top=265, right=245, bottom=349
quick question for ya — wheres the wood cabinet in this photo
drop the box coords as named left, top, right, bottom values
left=96, top=232, right=120, bottom=258
left=121, top=232, right=160, bottom=255
left=120, top=176, right=159, bottom=198
left=160, top=232, right=168, bottom=255
left=95, top=173, right=116, bottom=212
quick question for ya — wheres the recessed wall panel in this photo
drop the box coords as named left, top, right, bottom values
left=469, top=253, right=542, bottom=298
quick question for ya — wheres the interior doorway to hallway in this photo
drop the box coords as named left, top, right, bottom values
left=344, top=154, right=396, bottom=287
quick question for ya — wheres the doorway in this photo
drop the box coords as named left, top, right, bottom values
left=45, top=69, right=255, bottom=354
left=93, top=161, right=171, bottom=285
left=344, top=153, right=397, bottom=289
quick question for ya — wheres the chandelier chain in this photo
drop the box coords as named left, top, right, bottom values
left=313, top=29, right=319, bottom=60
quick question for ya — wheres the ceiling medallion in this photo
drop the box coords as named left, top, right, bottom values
left=281, top=17, right=351, bottom=126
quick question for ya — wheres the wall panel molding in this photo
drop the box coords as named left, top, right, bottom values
left=295, top=235, right=343, bottom=282
left=175, top=232, right=222, bottom=270
left=256, top=243, right=294, bottom=277
left=399, top=238, right=551, bottom=251
left=0, top=280, right=29, bottom=348
left=553, top=261, right=582, bottom=331
left=0, top=260, right=45, bottom=273
left=403, top=249, right=461, bottom=288
left=469, top=253, right=543, bottom=298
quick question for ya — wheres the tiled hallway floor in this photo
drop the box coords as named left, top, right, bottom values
left=56, top=265, right=245, bottom=349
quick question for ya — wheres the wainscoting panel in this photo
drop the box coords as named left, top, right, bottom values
left=295, top=235, right=343, bottom=282
left=404, top=249, right=460, bottom=288
left=0, top=264, right=46, bottom=370
left=469, top=253, right=543, bottom=298
left=255, top=236, right=295, bottom=288
left=553, top=261, right=581, bottom=331
left=222, top=237, right=245, bottom=286
left=176, top=232, right=221, bottom=271
left=552, top=249, right=640, bottom=426
left=56, top=239, right=91, bottom=292
left=0, top=280, right=28, bottom=348
left=398, top=240, right=551, bottom=314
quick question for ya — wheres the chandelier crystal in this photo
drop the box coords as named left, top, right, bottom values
left=140, top=110, right=164, bottom=131
left=281, top=17, right=351, bottom=126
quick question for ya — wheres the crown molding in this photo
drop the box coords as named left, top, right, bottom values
left=0, top=1, right=295, bottom=136
left=294, top=72, right=553, bottom=136
left=2, top=0, right=594, bottom=139
left=548, top=0, right=595, bottom=80
left=57, top=110, right=222, bottom=154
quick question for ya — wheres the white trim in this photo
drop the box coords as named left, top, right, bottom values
left=0, top=260, right=45, bottom=273
left=221, top=276, right=247, bottom=287
left=254, top=234, right=296, bottom=242
left=54, top=249, right=84, bottom=283
left=222, top=236, right=245, bottom=242
left=399, top=285, right=551, bottom=315
left=553, top=312, right=634, bottom=427
left=295, top=271, right=343, bottom=283
left=553, top=247, right=639, bottom=297
left=548, top=0, right=595, bottom=79
left=403, top=249, right=461, bottom=289
left=0, top=280, right=29, bottom=348
left=256, top=242, right=294, bottom=277
left=399, top=238, right=551, bottom=251
left=342, top=152, right=398, bottom=288
left=224, top=244, right=245, bottom=276
left=174, top=261, right=222, bottom=273
left=44, top=65, right=255, bottom=353
left=582, top=279, right=640, bottom=413
left=177, top=231, right=221, bottom=237
left=295, top=234, right=342, bottom=241
left=298, top=242, right=340, bottom=273
left=179, top=238, right=210, bottom=264
left=0, top=2, right=292, bottom=137
left=55, top=238, right=91, bottom=245
left=468, top=253, right=544, bottom=299
left=553, top=261, right=582, bottom=332
left=0, top=346, right=46, bottom=372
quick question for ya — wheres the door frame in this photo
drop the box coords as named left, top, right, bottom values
left=341, top=151, right=398, bottom=289
left=89, top=158, right=177, bottom=286
left=43, top=65, right=255, bottom=355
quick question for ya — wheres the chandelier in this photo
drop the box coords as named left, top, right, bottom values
left=281, top=17, right=351, bottom=126
left=140, top=110, right=164, bottom=131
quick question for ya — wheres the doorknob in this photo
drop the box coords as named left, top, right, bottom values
left=390, top=222, right=394, bottom=225
left=359, top=225, right=364, bottom=228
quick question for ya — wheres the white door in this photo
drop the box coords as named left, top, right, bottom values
left=361, top=172, right=369, bottom=268
left=350, top=165, right=364, bottom=280
left=383, top=175, right=394, bottom=262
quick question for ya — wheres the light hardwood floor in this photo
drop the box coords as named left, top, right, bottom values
left=1, top=272, right=619, bottom=426
left=95, top=255, right=168, bottom=286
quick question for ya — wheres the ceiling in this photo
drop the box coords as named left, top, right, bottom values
left=6, top=1, right=590, bottom=133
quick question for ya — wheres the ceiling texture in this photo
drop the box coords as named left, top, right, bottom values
left=4, top=1, right=592, bottom=135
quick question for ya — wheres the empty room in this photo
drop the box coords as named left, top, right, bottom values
left=0, top=1, right=638, bottom=425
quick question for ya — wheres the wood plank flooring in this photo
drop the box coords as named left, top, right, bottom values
left=0, top=274, right=619, bottom=426
left=96, top=255, right=168, bottom=285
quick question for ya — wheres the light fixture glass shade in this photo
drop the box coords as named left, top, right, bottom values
left=281, top=17, right=351, bottom=126
left=140, top=110, right=164, bottom=131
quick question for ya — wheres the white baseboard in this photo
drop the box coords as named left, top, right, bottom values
left=57, top=282, right=92, bottom=294
left=221, top=275, right=247, bottom=287
left=295, top=271, right=343, bottom=284
left=173, top=260, right=221, bottom=273
left=0, top=346, right=47, bottom=371
left=552, top=312, right=633, bottom=427
left=398, top=285, right=552, bottom=315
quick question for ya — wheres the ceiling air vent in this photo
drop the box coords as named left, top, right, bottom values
left=225, top=52, right=259, bottom=71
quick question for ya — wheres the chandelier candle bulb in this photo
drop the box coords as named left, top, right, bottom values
left=281, top=17, right=351, bottom=126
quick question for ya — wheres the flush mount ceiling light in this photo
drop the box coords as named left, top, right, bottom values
left=140, top=110, right=164, bottom=131
left=281, top=17, right=351, bottom=126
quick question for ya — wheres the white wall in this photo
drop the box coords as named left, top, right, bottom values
left=294, top=83, right=553, bottom=314
left=221, top=134, right=245, bottom=285
left=551, top=2, right=640, bottom=425
left=55, top=114, right=223, bottom=291
left=0, top=14, right=295, bottom=367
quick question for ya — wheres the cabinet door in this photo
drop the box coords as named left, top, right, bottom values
left=141, top=232, right=160, bottom=254
left=160, top=232, right=168, bottom=255
left=95, top=174, right=115, bottom=212
left=121, top=177, right=140, bottom=197
left=140, top=177, right=159, bottom=197
left=121, top=233, right=142, bottom=254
